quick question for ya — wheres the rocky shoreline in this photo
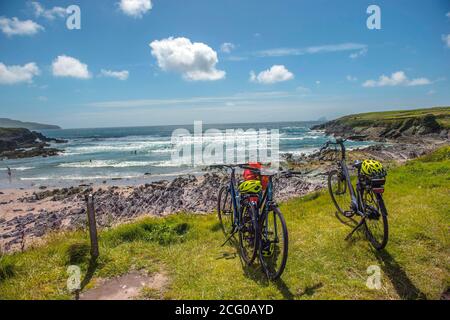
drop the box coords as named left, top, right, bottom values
left=0, top=128, right=66, bottom=160
left=1, top=134, right=447, bottom=252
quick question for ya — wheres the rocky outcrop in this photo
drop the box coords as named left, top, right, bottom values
left=312, top=113, right=447, bottom=141
left=0, top=127, right=66, bottom=159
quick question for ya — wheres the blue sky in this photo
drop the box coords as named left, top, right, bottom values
left=0, top=0, right=449, bottom=128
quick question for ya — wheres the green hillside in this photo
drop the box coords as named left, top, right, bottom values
left=0, top=118, right=61, bottom=130
left=330, top=106, right=449, bottom=129
left=1, top=147, right=449, bottom=300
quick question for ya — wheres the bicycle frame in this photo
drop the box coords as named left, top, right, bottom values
left=333, top=141, right=366, bottom=217
left=225, top=166, right=241, bottom=231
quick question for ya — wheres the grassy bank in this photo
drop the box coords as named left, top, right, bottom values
left=331, top=106, right=450, bottom=129
left=1, top=147, right=449, bottom=300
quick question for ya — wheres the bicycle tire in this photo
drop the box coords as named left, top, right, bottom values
left=239, top=203, right=259, bottom=265
left=259, top=207, right=288, bottom=280
left=328, top=169, right=351, bottom=216
left=217, top=185, right=233, bottom=236
left=363, top=193, right=388, bottom=250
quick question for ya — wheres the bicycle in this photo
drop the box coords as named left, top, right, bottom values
left=217, top=164, right=301, bottom=279
left=320, top=138, right=389, bottom=250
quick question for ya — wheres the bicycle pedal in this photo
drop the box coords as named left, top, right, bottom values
left=343, top=211, right=354, bottom=218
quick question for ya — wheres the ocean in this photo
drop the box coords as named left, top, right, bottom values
left=0, top=121, right=372, bottom=188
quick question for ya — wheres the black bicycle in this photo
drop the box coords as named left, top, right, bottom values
left=321, top=138, right=388, bottom=250
left=217, top=165, right=259, bottom=265
left=217, top=164, right=300, bottom=280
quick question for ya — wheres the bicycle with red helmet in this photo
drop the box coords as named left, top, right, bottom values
left=217, top=162, right=301, bottom=280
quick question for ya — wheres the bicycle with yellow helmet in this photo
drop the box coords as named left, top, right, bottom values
left=216, top=164, right=301, bottom=279
left=321, top=137, right=388, bottom=250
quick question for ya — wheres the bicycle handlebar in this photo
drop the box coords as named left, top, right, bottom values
left=210, top=164, right=302, bottom=177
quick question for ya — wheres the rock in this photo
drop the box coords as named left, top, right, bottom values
left=0, top=127, right=65, bottom=159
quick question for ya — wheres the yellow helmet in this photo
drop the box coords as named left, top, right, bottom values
left=239, top=180, right=262, bottom=194
left=361, top=160, right=386, bottom=177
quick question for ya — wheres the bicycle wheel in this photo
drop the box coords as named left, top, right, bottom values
left=363, top=191, right=388, bottom=250
left=259, top=207, right=288, bottom=280
left=239, top=203, right=259, bottom=265
left=328, top=169, right=352, bottom=216
left=217, top=185, right=234, bottom=236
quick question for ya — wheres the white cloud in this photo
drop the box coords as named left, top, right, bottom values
left=447, top=12, right=450, bottom=19
left=149, top=37, right=226, bottom=81
left=315, top=80, right=321, bottom=85
left=30, top=2, right=67, bottom=20
left=346, top=75, right=358, bottom=81
left=363, top=71, right=431, bottom=87
left=256, top=43, right=367, bottom=57
left=349, top=47, right=367, bottom=59
left=0, top=62, right=40, bottom=84
left=250, top=65, right=294, bottom=84
left=52, top=55, right=91, bottom=79
left=442, top=34, right=450, bottom=48
left=220, top=42, right=235, bottom=53
left=87, top=91, right=293, bottom=108
left=119, top=0, right=152, bottom=18
left=0, top=17, right=44, bottom=36
left=37, top=95, right=48, bottom=101
left=100, top=69, right=129, bottom=80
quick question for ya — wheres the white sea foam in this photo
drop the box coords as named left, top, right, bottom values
left=0, top=166, right=34, bottom=171
left=58, top=160, right=158, bottom=168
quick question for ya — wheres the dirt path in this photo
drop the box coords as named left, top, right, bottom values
left=79, top=271, right=169, bottom=300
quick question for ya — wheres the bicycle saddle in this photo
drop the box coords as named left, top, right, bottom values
left=352, top=160, right=362, bottom=169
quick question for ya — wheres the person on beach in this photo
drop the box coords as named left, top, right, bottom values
left=7, top=167, right=12, bottom=182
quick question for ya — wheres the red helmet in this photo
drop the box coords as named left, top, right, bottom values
left=243, top=162, right=268, bottom=189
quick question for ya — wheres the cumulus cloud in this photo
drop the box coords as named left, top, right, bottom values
left=119, top=0, right=152, bottom=18
left=250, top=65, right=294, bottom=84
left=346, top=75, right=358, bottom=81
left=220, top=42, right=235, bottom=53
left=442, top=34, right=450, bottom=48
left=0, top=62, right=40, bottom=84
left=363, top=71, right=431, bottom=87
left=149, top=37, right=226, bottom=81
left=52, top=55, right=91, bottom=79
left=0, top=17, right=44, bottom=36
left=100, top=69, right=129, bottom=80
left=30, top=2, right=67, bottom=20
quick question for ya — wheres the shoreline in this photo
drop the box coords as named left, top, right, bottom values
left=0, top=137, right=448, bottom=253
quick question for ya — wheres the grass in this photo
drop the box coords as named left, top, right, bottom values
left=0, top=147, right=449, bottom=300
left=332, top=106, right=450, bottom=129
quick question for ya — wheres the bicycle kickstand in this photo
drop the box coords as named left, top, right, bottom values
left=345, top=217, right=366, bottom=241
left=221, top=228, right=238, bottom=247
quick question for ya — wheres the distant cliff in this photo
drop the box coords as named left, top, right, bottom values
left=312, top=107, right=449, bottom=141
left=0, top=118, right=61, bottom=130
left=0, top=128, right=66, bottom=159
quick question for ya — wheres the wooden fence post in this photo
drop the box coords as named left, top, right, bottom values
left=85, top=194, right=99, bottom=259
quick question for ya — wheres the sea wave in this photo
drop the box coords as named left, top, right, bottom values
left=0, top=166, right=35, bottom=171
left=58, top=160, right=157, bottom=168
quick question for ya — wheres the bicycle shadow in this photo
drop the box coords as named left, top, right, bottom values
left=373, top=249, right=426, bottom=300
left=333, top=211, right=366, bottom=247
left=334, top=210, right=426, bottom=299
left=218, top=236, right=296, bottom=300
